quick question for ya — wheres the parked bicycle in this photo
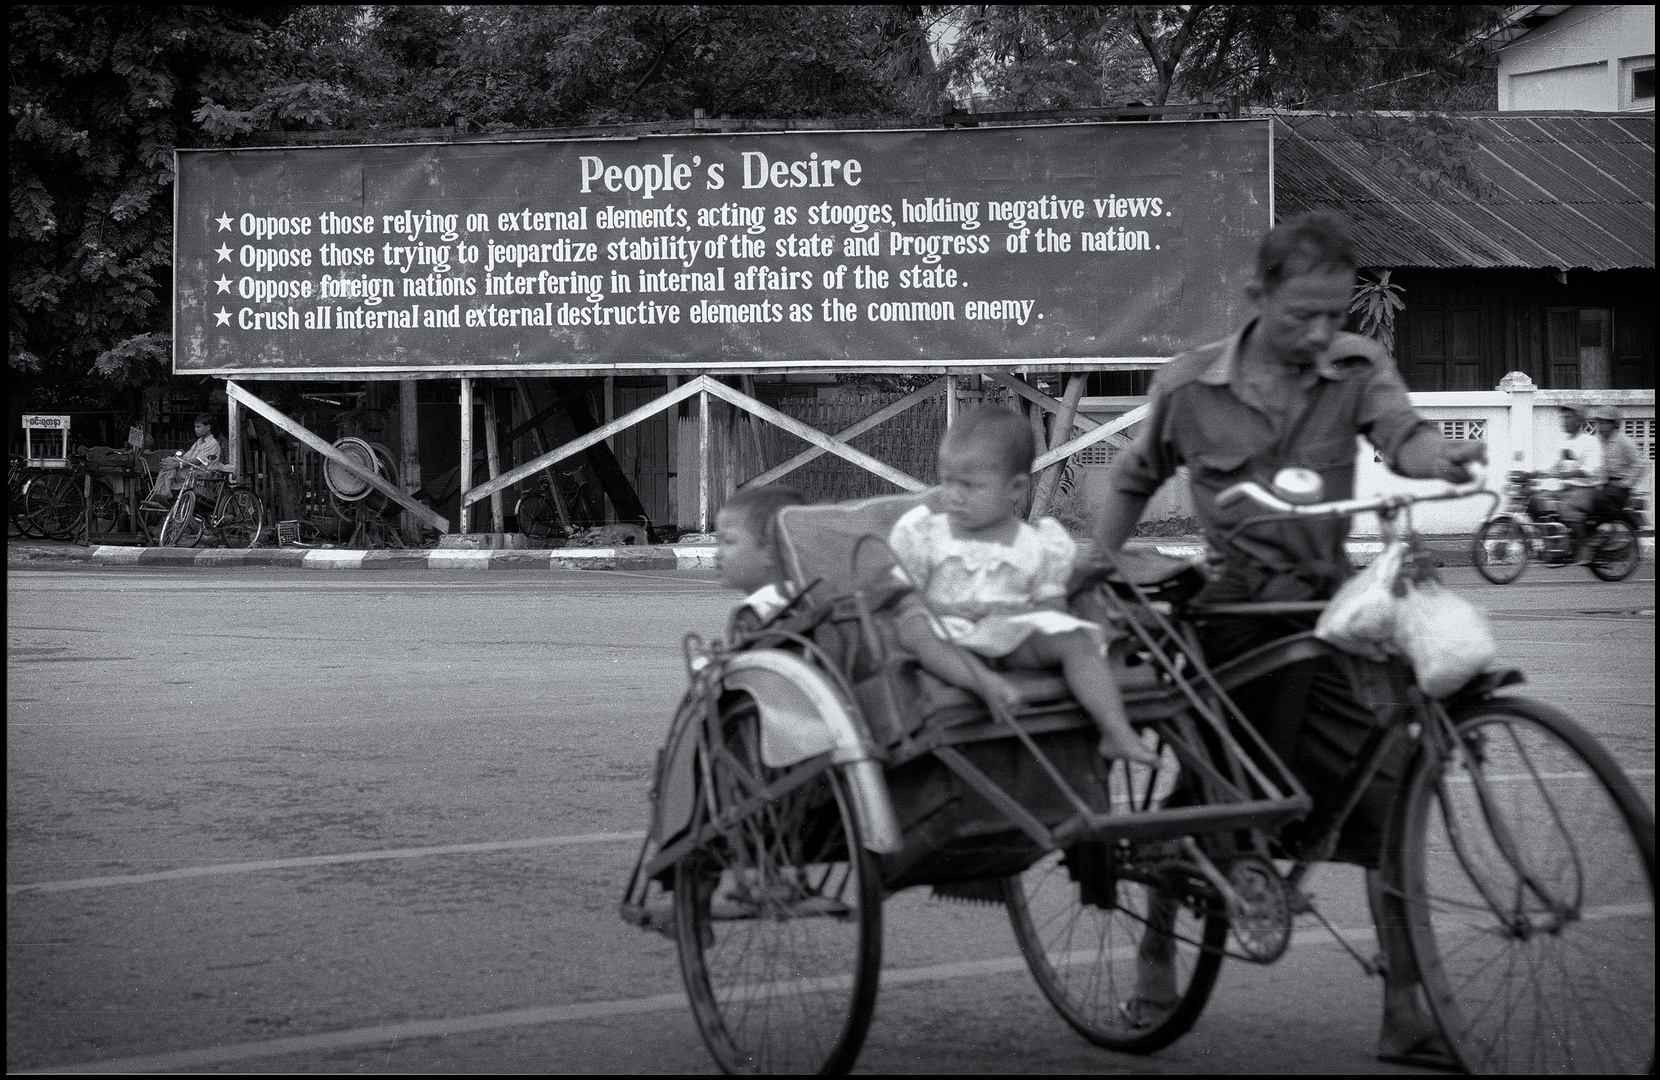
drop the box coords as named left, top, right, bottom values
left=15, top=449, right=127, bottom=542
left=1471, top=470, right=1643, bottom=583
left=156, top=463, right=265, bottom=548
left=513, top=466, right=599, bottom=544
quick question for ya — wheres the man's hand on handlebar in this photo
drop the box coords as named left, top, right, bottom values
left=1439, top=441, right=1487, bottom=483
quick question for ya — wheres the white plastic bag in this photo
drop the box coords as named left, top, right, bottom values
left=1315, top=540, right=1497, bottom=697
left=1314, top=542, right=1405, bottom=663
left=1393, top=578, right=1498, bottom=698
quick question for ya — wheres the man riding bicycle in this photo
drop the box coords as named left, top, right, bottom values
left=1091, top=211, right=1485, bottom=1070
left=1590, top=405, right=1644, bottom=520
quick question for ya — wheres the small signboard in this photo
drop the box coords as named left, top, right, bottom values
left=22, top=414, right=71, bottom=468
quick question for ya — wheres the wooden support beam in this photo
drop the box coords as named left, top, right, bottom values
left=459, top=377, right=473, bottom=533
left=945, top=374, right=958, bottom=428
left=742, top=376, right=948, bottom=488
left=399, top=380, right=422, bottom=541
left=225, top=381, right=448, bottom=532
left=1030, top=374, right=1086, bottom=520
left=464, top=376, right=707, bottom=507
left=700, top=379, right=926, bottom=492
left=225, top=394, right=242, bottom=479
left=698, top=388, right=711, bottom=534
left=984, top=372, right=1101, bottom=430
left=1032, top=403, right=1151, bottom=472
left=483, top=390, right=505, bottom=533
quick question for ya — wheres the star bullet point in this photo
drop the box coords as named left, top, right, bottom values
left=216, top=212, right=233, bottom=231
left=214, top=276, right=233, bottom=294
left=213, top=308, right=232, bottom=327
left=215, top=244, right=233, bottom=262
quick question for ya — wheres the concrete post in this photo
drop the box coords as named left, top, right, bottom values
left=1498, top=370, right=1537, bottom=470
left=459, top=377, right=473, bottom=534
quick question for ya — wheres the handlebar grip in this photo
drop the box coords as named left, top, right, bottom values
left=1215, top=482, right=1292, bottom=512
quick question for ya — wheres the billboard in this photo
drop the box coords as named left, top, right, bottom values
left=174, top=121, right=1270, bottom=376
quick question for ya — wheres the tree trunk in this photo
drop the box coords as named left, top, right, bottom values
left=251, top=413, right=303, bottom=521
left=551, top=381, right=650, bottom=524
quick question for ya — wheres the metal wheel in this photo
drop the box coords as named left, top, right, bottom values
left=218, top=488, right=265, bottom=548
left=85, top=477, right=122, bottom=539
left=1588, top=520, right=1638, bottom=582
left=1006, top=842, right=1228, bottom=1053
left=22, top=472, right=85, bottom=540
left=1471, top=517, right=1529, bottom=585
left=514, top=491, right=561, bottom=545
left=160, top=491, right=203, bottom=548
left=1397, top=697, right=1655, bottom=1073
left=674, top=697, right=883, bottom=1075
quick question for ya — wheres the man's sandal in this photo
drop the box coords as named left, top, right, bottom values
left=1376, top=1032, right=1463, bottom=1073
left=1117, top=996, right=1179, bottom=1029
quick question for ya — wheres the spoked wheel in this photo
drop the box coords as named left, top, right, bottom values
left=1397, top=697, right=1655, bottom=1074
left=514, top=492, right=562, bottom=546
left=160, top=491, right=203, bottom=548
left=1471, top=518, right=1529, bottom=585
left=674, top=698, right=883, bottom=1075
left=22, top=472, right=85, bottom=540
left=218, top=488, right=265, bottom=548
left=1006, top=843, right=1228, bottom=1053
left=85, top=478, right=122, bottom=540
left=1588, top=520, right=1639, bottom=582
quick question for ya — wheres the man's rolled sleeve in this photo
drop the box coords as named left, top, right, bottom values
left=1109, top=388, right=1179, bottom=499
left=1356, top=364, right=1443, bottom=477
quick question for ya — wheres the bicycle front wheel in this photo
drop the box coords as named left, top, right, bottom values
left=674, top=698, right=882, bottom=1075
left=514, top=491, right=560, bottom=545
left=1471, top=517, right=1529, bottom=585
left=1588, top=521, right=1639, bottom=582
left=160, top=491, right=203, bottom=548
left=1398, top=697, right=1655, bottom=1074
left=218, top=488, right=265, bottom=548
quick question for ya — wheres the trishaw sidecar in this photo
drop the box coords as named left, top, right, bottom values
left=621, top=491, right=1312, bottom=1074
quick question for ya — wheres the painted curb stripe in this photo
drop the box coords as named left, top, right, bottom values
left=7, top=832, right=647, bottom=896
left=299, top=549, right=366, bottom=569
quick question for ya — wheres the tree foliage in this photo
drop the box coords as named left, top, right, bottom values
left=9, top=5, right=939, bottom=412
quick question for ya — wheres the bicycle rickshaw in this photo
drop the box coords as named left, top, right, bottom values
left=150, top=460, right=264, bottom=548
left=621, top=472, right=1655, bottom=1075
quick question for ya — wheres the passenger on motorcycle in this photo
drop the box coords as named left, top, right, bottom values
left=1591, top=405, right=1644, bottom=520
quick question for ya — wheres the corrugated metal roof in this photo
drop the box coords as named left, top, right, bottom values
left=1274, top=114, right=1655, bottom=271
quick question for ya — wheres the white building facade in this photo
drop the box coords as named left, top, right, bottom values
left=1499, top=4, right=1655, bottom=112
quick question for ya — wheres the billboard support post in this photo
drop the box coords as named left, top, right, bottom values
left=483, top=392, right=505, bottom=533
left=458, top=378, right=473, bottom=534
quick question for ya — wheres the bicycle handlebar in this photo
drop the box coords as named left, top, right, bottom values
left=1215, top=463, right=1492, bottom=521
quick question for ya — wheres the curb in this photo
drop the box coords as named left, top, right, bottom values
left=8, top=536, right=1650, bottom=572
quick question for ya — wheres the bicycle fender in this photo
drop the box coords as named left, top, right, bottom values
left=1440, top=666, right=1527, bottom=706
left=721, top=650, right=903, bottom=853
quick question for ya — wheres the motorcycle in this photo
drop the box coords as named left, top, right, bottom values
left=1471, top=470, right=1644, bottom=584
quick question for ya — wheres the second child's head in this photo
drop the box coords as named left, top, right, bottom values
left=715, top=485, right=806, bottom=592
left=937, top=408, right=1034, bottom=532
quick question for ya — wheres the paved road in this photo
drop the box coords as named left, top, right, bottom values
left=7, top=563, right=1654, bottom=1073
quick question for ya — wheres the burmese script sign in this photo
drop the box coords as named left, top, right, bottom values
left=174, top=121, right=1269, bottom=375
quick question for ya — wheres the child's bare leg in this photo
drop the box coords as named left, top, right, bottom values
left=1013, top=631, right=1157, bottom=764
left=895, top=614, right=1019, bottom=708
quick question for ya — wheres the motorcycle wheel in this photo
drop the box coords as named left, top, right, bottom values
left=1471, top=518, right=1528, bottom=584
left=1589, top=520, right=1639, bottom=582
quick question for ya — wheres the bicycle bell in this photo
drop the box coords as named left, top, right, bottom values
left=1270, top=467, right=1325, bottom=505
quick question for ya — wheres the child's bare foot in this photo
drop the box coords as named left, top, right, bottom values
left=1098, top=725, right=1160, bottom=766
left=977, top=670, right=1023, bottom=711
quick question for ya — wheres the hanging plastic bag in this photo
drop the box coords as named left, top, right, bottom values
left=1314, top=541, right=1406, bottom=663
left=1393, top=576, right=1498, bottom=698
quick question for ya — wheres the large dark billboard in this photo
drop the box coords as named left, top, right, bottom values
left=174, top=120, right=1270, bottom=376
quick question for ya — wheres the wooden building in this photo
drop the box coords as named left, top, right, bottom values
left=1274, top=113, right=1655, bottom=392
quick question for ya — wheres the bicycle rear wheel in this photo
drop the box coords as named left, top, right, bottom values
left=514, top=491, right=561, bottom=545
left=86, top=477, right=122, bottom=539
left=218, top=488, right=264, bottom=548
left=1397, top=697, right=1655, bottom=1073
left=1006, top=844, right=1227, bottom=1053
left=1471, top=517, right=1528, bottom=585
left=674, top=697, right=882, bottom=1075
left=22, top=472, right=85, bottom=540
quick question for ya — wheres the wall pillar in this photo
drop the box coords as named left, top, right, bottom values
left=1498, top=370, right=1537, bottom=469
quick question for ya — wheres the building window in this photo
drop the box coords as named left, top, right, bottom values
left=1621, top=55, right=1655, bottom=111
left=1547, top=308, right=1614, bottom=389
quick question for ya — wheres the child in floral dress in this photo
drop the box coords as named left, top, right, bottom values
left=889, top=408, right=1156, bottom=764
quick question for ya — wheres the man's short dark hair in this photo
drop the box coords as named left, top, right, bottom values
left=1256, top=211, right=1357, bottom=291
left=720, top=485, right=806, bottom=552
left=942, top=406, right=1035, bottom=477
left=194, top=413, right=217, bottom=432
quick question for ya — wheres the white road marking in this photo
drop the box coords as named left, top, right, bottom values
left=6, top=832, right=646, bottom=896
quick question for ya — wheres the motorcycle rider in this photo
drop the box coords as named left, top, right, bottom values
left=1590, top=405, right=1644, bottom=520
left=1552, top=405, right=1602, bottom=562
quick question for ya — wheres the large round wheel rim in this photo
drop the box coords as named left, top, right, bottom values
left=1405, top=709, right=1654, bottom=1073
left=1473, top=520, right=1528, bottom=584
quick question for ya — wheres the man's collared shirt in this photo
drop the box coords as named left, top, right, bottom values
left=1599, top=432, right=1645, bottom=488
left=1110, top=325, right=1442, bottom=602
left=184, top=434, right=222, bottom=468
left=1556, top=431, right=1602, bottom=488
